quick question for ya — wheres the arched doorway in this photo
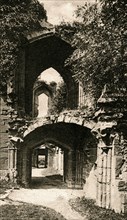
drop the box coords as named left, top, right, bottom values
left=17, top=122, right=97, bottom=189
left=31, top=143, right=64, bottom=189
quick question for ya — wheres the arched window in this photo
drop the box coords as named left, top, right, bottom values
left=38, top=93, right=48, bottom=117
left=33, top=68, right=64, bottom=117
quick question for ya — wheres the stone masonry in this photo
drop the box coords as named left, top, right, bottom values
left=0, top=25, right=127, bottom=214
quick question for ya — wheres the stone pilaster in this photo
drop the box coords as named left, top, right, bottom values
left=8, top=137, right=23, bottom=183
left=93, top=85, right=127, bottom=213
left=8, top=138, right=20, bottom=183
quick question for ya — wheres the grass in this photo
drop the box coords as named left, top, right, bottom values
left=0, top=203, right=66, bottom=220
left=69, top=197, right=127, bottom=220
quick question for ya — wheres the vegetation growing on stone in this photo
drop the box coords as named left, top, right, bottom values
left=0, top=0, right=47, bottom=93
left=50, top=82, right=67, bottom=114
left=70, top=197, right=127, bottom=220
left=57, top=0, right=127, bottom=102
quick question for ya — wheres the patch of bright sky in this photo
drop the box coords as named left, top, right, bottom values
left=39, top=0, right=95, bottom=25
left=38, top=93, right=48, bottom=117
left=39, top=68, right=63, bottom=84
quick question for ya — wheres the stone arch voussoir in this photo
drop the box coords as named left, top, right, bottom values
left=23, top=112, right=96, bottom=138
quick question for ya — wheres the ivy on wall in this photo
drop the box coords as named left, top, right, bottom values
left=57, top=0, right=127, bottom=104
left=49, top=82, right=67, bottom=114
left=0, top=0, right=47, bottom=93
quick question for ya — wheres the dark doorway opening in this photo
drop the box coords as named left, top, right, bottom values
left=31, top=143, right=65, bottom=189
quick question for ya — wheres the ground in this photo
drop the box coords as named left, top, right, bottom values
left=0, top=168, right=126, bottom=220
left=0, top=168, right=84, bottom=220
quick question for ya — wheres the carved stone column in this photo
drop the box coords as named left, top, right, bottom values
left=8, top=144, right=15, bottom=180
left=8, top=116, right=25, bottom=183
left=93, top=85, right=127, bottom=213
left=8, top=139, right=18, bottom=182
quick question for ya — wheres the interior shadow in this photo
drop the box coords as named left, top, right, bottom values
left=31, top=174, right=67, bottom=189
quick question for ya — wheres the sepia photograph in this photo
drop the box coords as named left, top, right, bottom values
left=0, top=0, right=127, bottom=219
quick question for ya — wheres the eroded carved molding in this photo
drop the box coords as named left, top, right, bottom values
left=92, top=85, right=127, bottom=212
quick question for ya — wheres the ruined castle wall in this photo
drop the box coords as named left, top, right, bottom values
left=79, top=80, right=97, bottom=113
left=0, top=97, right=9, bottom=174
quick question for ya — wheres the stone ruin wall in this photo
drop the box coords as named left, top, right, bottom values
left=0, top=36, right=127, bottom=214
left=1, top=84, right=127, bottom=213
left=0, top=97, right=9, bottom=174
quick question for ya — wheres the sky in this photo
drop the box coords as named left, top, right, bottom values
left=39, top=0, right=95, bottom=25
left=38, top=93, right=48, bottom=117
left=40, top=68, right=63, bottom=83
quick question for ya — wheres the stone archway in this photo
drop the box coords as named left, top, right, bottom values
left=15, top=33, right=79, bottom=117
left=17, top=122, right=97, bottom=188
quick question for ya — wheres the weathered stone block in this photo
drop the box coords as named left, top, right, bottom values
left=115, top=156, right=124, bottom=177
left=102, top=169, right=107, bottom=183
left=106, top=148, right=112, bottom=166
left=121, top=203, right=127, bottom=213
left=118, top=181, right=127, bottom=191
left=98, top=167, right=103, bottom=174
left=118, top=181, right=126, bottom=187
left=107, top=168, right=111, bottom=182
left=57, top=114, right=65, bottom=122
left=121, top=193, right=127, bottom=204
left=64, top=116, right=71, bottom=123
